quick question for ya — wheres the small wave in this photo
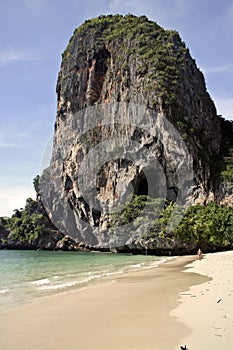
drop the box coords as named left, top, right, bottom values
left=39, top=261, right=171, bottom=292
left=30, top=278, right=51, bottom=286
left=104, top=270, right=124, bottom=276
left=143, top=256, right=177, bottom=269
left=129, top=263, right=145, bottom=269
left=0, top=289, right=10, bottom=294
left=124, top=260, right=163, bottom=272
left=39, top=270, right=125, bottom=292
left=39, top=274, right=100, bottom=291
left=29, top=257, right=174, bottom=294
left=39, top=281, right=78, bottom=291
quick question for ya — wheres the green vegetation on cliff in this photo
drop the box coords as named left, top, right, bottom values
left=219, top=118, right=233, bottom=182
left=1, top=15, right=232, bottom=254
left=63, top=14, right=188, bottom=114
left=111, top=195, right=233, bottom=249
left=1, top=193, right=233, bottom=252
left=0, top=198, right=51, bottom=245
left=174, top=202, right=233, bottom=247
left=0, top=196, right=81, bottom=251
left=61, top=14, right=223, bottom=181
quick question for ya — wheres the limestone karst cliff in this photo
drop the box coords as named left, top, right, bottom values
left=38, top=14, right=233, bottom=253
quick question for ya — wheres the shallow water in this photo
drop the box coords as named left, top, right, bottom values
left=0, top=250, right=168, bottom=311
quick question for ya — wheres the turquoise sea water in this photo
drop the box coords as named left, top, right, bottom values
left=0, top=250, right=168, bottom=311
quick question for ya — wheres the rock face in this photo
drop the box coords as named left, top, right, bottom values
left=40, top=15, right=231, bottom=253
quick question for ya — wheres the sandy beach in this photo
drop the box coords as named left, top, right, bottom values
left=172, top=251, right=233, bottom=349
left=0, top=252, right=233, bottom=350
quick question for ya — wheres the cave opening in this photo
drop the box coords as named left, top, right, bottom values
left=134, top=171, right=148, bottom=197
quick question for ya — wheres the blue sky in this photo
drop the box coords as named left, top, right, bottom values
left=0, top=0, right=233, bottom=217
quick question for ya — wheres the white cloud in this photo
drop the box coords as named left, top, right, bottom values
left=0, top=131, right=30, bottom=149
left=0, top=50, right=40, bottom=67
left=203, top=64, right=233, bottom=74
left=0, top=141, right=22, bottom=149
left=0, top=186, right=36, bottom=217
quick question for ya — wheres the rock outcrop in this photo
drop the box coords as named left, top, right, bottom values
left=39, top=15, right=232, bottom=253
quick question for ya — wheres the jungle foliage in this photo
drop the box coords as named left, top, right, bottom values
left=0, top=198, right=50, bottom=244
left=111, top=195, right=233, bottom=248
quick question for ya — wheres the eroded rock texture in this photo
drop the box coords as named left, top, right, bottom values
left=40, top=15, right=231, bottom=252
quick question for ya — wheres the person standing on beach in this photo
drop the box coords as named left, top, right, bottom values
left=197, top=248, right=203, bottom=260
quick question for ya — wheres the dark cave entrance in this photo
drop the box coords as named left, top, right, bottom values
left=134, top=171, right=148, bottom=196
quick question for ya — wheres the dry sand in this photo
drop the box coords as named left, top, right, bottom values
left=0, top=252, right=232, bottom=350
left=172, top=250, right=233, bottom=350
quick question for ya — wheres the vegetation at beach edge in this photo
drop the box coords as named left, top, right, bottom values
left=110, top=195, right=233, bottom=249
left=1, top=193, right=233, bottom=252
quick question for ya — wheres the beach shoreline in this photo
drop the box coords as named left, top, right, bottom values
left=0, top=255, right=202, bottom=350
left=0, top=250, right=171, bottom=313
left=172, top=251, right=233, bottom=350
left=0, top=252, right=232, bottom=349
